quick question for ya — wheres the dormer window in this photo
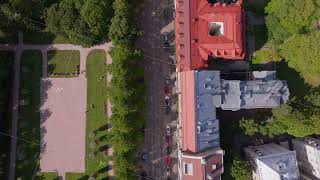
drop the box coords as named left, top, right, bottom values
left=208, top=22, right=224, bottom=36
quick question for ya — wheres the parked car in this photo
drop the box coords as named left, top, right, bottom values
left=165, top=155, right=172, bottom=166
left=166, top=125, right=171, bottom=136
left=166, top=145, right=170, bottom=155
left=165, top=166, right=171, bottom=177
left=164, top=96, right=170, bottom=114
left=164, top=85, right=170, bottom=96
left=163, top=32, right=170, bottom=48
left=141, top=152, right=148, bottom=162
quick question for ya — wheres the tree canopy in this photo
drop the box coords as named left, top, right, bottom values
left=240, top=91, right=320, bottom=138
left=230, top=157, right=251, bottom=180
left=265, top=0, right=320, bottom=81
left=46, top=0, right=113, bottom=47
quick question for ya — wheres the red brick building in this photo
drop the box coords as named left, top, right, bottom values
left=175, top=0, right=245, bottom=71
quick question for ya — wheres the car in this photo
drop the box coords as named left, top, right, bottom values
left=141, top=152, right=148, bottom=162
left=165, top=96, right=170, bottom=106
left=166, top=125, right=171, bottom=136
left=163, top=32, right=170, bottom=47
left=164, top=85, right=170, bottom=96
left=165, top=166, right=171, bottom=177
left=165, top=135, right=170, bottom=144
left=166, top=145, right=170, bottom=155
left=165, top=155, right=172, bottom=166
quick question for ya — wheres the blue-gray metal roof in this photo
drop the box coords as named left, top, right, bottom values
left=192, top=70, right=290, bottom=152
left=194, top=71, right=221, bottom=151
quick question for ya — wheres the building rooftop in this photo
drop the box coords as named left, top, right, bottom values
left=176, top=0, right=245, bottom=71
left=180, top=148, right=224, bottom=180
left=180, top=70, right=289, bottom=153
left=245, top=143, right=300, bottom=180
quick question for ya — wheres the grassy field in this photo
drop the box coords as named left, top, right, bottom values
left=16, top=50, right=43, bottom=179
left=0, top=51, right=14, bottom=179
left=23, top=30, right=70, bottom=44
left=47, top=50, right=80, bottom=77
left=0, top=30, right=18, bottom=44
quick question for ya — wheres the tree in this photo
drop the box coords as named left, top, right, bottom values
left=45, top=0, right=114, bottom=46
left=80, top=0, right=113, bottom=38
left=265, top=0, right=320, bottom=42
left=239, top=118, right=259, bottom=136
left=230, top=157, right=251, bottom=180
left=108, top=0, right=141, bottom=45
left=279, top=32, right=320, bottom=79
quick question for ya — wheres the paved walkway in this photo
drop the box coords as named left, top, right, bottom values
left=0, top=32, right=112, bottom=180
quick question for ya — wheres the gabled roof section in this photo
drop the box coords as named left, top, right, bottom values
left=181, top=148, right=224, bottom=180
left=176, top=0, right=245, bottom=71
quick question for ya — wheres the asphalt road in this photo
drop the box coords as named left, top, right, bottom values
left=136, top=0, right=178, bottom=179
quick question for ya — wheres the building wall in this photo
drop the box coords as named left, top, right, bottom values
left=292, top=139, right=320, bottom=179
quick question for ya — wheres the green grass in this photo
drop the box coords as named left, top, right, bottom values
left=47, top=50, right=80, bottom=77
left=16, top=50, right=42, bottom=179
left=65, top=50, right=108, bottom=180
left=84, top=50, right=109, bottom=179
left=65, top=173, right=88, bottom=180
left=0, top=51, right=14, bottom=179
left=36, top=172, right=59, bottom=180
left=0, top=30, right=18, bottom=44
left=252, top=49, right=273, bottom=64
left=23, top=30, right=70, bottom=44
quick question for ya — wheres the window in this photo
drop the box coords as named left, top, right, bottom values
left=183, top=162, right=193, bottom=175
left=208, top=22, right=224, bottom=36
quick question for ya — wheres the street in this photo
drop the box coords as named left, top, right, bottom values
left=136, top=0, right=178, bottom=179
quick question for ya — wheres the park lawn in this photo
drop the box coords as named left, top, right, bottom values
left=23, top=30, right=70, bottom=44
left=36, top=172, right=59, bottom=180
left=0, top=51, right=14, bottom=179
left=47, top=50, right=80, bottom=77
left=84, top=50, right=109, bottom=179
left=16, top=50, right=43, bottom=179
left=0, top=30, right=18, bottom=44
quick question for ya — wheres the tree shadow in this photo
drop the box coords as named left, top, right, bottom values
left=275, top=60, right=311, bottom=99
left=39, top=79, right=53, bottom=155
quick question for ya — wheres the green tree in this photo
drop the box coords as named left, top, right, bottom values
left=230, top=157, right=251, bottom=180
left=265, top=0, right=320, bottom=42
left=80, top=0, right=113, bottom=38
left=45, top=0, right=114, bottom=46
left=279, top=32, right=320, bottom=78
left=108, top=0, right=141, bottom=45
left=239, top=118, right=259, bottom=136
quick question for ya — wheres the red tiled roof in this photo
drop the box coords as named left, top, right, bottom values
left=176, top=0, right=245, bottom=72
left=180, top=71, right=196, bottom=152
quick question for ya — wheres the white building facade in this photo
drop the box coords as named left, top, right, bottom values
left=292, top=138, right=320, bottom=179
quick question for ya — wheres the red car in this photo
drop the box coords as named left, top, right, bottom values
left=165, top=156, right=172, bottom=166
left=164, top=85, right=170, bottom=96
left=165, top=135, right=170, bottom=146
